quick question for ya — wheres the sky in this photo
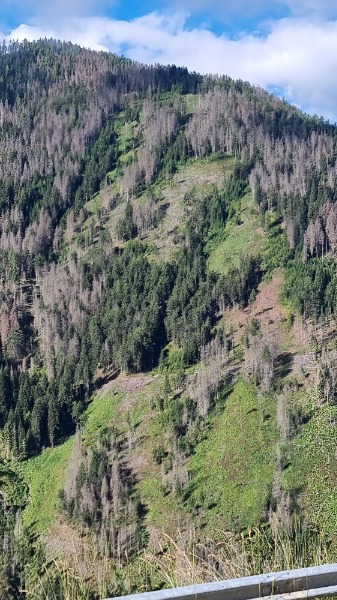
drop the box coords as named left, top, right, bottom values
left=0, top=0, right=337, bottom=121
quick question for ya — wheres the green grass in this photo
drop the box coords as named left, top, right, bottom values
left=261, top=220, right=292, bottom=274
left=126, top=393, right=151, bottom=430
left=63, top=115, right=236, bottom=264
left=134, top=384, right=186, bottom=531
left=186, top=379, right=277, bottom=530
left=183, top=93, right=200, bottom=114
left=85, top=191, right=101, bottom=217
left=21, top=437, right=74, bottom=532
left=282, top=404, right=337, bottom=541
left=137, top=476, right=181, bottom=530
left=115, top=378, right=187, bottom=532
left=116, top=117, right=138, bottom=156
left=82, top=388, right=123, bottom=446
left=207, top=193, right=264, bottom=275
left=21, top=388, right=124, bottom=533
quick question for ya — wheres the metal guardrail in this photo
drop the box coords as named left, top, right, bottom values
left=105, top=564, right=337, bottom=600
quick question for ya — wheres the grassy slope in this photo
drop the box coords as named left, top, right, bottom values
left=76, top=156, right=233, bottom=264
left=20, top=150, right=274, bottom=540
left=20, top=102, right=337, bottom=568
left=145, top=158, right=231, bottom=261
left=110, top=376, right=188, bottom=534
left=207, top=192, right=264, bottom=274
left=66, top=94, right=204, bottom=261
left=282, top=403, right=337, bottom=543
left=22, top=438, right=74, bottom=532
left=22, top=388, right=124, bottom=532
left=186, top=379, right=277, bottom=531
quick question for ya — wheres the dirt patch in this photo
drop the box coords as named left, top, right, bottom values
left=116, top=374, right=159, bottom=416
left=227, top=269, right=337, bottom=389
left=255, top=226, right=264, bottom=236
left=227, top=270, right=286, bottom=346
left=98, top=372, right=157, bottom=404
left=114, top=373, right=156, bottom=394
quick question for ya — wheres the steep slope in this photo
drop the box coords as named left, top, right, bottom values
left=1, top=39, right=337, bottom=599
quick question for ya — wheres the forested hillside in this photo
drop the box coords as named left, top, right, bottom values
left=0, top=39, right=337, bottom=599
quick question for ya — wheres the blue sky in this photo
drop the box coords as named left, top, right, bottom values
left=1, top=0, right=337, bottom=121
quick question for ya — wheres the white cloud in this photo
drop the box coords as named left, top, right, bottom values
left=3, top=12, right=337, bottom=121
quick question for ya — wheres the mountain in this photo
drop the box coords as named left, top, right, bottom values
left=0, top=38, right=337, bottom=599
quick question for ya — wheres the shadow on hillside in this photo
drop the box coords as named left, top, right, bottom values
left=274, top=352, right=294, bottom=379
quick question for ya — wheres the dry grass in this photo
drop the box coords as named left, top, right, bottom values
left=24, top=518, right=331, bottom=600
left=142, top=521, right=330, bottom=589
